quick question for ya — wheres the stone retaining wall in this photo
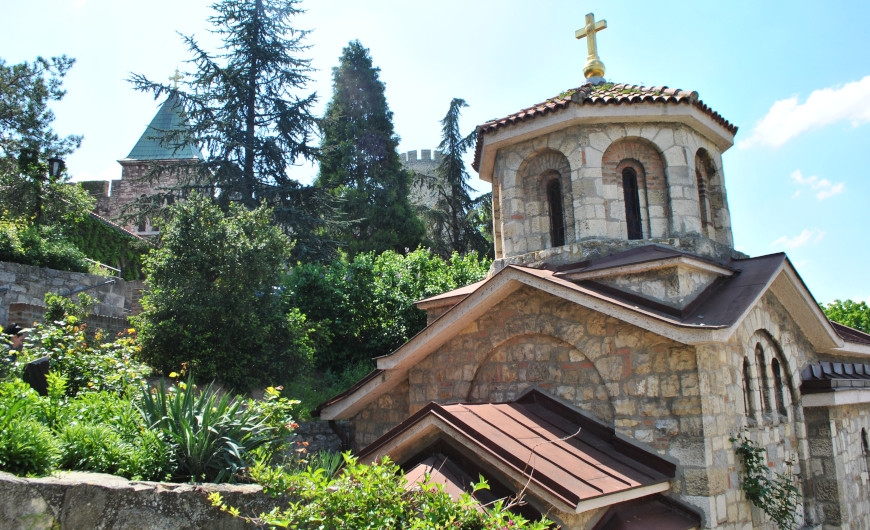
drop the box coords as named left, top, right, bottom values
left=0, top=261, right=129, bottom=325
left=0, top=471, right=279, bottom=530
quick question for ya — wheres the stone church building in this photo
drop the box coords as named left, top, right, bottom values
left=318, top=15, right=870, bottom=530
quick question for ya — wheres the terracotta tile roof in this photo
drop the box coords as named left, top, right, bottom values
left=472, top=82, right=737, bottom=171
left=359, top=389, right=674, bottom=512
left=801, top=361, right=870, bottom=394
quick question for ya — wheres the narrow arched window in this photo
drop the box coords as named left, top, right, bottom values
left=547, top=179, right=566, bottom=247
left=622, top=167, right=642, bottom=240
left=756, top=345, right=771, bottom=414
left=742, top=357, right=754, bottom=417
left=696, top=167, right=711, bottom=237
left=771, top=358, right=788, bottom=417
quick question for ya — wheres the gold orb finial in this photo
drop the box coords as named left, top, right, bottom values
left=575, top=13, right=607, bottom=80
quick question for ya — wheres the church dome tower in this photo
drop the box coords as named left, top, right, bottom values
left=473, top=14, right=740, bottom=268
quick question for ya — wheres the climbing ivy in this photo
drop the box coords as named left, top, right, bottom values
left=730, top=431, right=801, bottom=529
left=66, top=215, right=150, bottom=280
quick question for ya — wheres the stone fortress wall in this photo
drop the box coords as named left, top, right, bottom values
left=401, top=149, right=442, bottom=208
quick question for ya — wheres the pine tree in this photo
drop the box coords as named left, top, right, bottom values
left=316, top=40, right=425, bottom=256
left=129, top=0, right=340, bottom=262
left=423, top=98, right=491, bottom=257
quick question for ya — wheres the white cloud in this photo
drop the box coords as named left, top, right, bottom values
left=739, top=75, right=870, bottom=148
left=789, top=170, right=844, bottom=200
left=771, top=228, right=825, bottom=250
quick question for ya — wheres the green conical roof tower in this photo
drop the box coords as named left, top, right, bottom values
left=123, top=94, right=202, bottom=161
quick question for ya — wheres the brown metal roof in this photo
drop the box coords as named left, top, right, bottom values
left=830, top=321, right=870, bottom=345
left=359, top=389, right=674, bottom=512
left=472, top=82, right=737, bottom=171
left=801, top=361, right=870, bottom=394
left=414, top=248, right=786, bottom=329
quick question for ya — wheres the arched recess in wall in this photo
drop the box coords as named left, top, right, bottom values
left=517, top=149, right=575, bottom=249
left=465, top=333, right=614, bottom=425
left=601, top=138, right=670, bottom=240
left=744, top=330, right=799, bottom=424
left=694, top=149, right=730, bottom=245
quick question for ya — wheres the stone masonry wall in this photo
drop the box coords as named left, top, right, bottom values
left=0, top=471, right=279, bottom=530
left=354, top=380, right=410, bottom=449
left=353, top=286, right=707, bottom=513
left=491, top=122, right=733, bottom=260
left=697, top=291, right=817, bottom=528
left=806, top=402, right=870, bottom=528
left=0, top=261, right=129, bottom=325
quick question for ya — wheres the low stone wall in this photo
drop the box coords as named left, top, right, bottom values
left=292, top=419, right=351, bottom=454
left=0, top=471, right=280, bottom=530
left=8, top=302, right=130, bottom=337
left=0, top=261, right=129, bottom=325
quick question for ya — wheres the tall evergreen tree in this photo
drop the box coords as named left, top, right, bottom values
left=423, top=98, right=491, bottom=257
left=129, top=0, right=340, bottom=262
left=316, top=40, right=425, bottom=256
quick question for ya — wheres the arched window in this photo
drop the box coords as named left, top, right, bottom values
left=771, top=358, right=788, bottom=417
left=756, top=344, right=771, bottom=413
left=695, top=167, right=711, bottom=237
left=742, top=357, right=754, bottom=417
left=546, top=179, right=566, bottom=247
left=622, top=167, right=643, bottom=239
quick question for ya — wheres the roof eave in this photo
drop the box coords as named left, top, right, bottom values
left=476, top=101, right=736, bottom=183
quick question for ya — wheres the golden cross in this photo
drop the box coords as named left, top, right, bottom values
left=575, top=13, right=607, bottom=80
left=169, top=68, right=183, bottom=89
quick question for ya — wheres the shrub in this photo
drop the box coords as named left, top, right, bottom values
left=139, top=379, right=285, bottom=483
left=213, top=454, right=550, bottom=529
left=55, top=389, right=175, bottom=481
left=16, top=318, right=150, bottom=397
left=0, top=380, right=57, bottom=476
left=0, top=219, right=89, bottom=273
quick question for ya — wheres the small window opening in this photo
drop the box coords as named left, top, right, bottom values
left=696, top=168, right=711, bottom=236
left=771, top=358, right=788, bottom=417
left=742, top=357, right=753, bottom=417
left=622, top=167, right=642, bottom=240
left=756, top=345, right=771, bottom=413
left=547, top=179, right=565, bottom=247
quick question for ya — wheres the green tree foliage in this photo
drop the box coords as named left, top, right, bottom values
left=0, top=55, right=97, bottom=275
left=0, top=55, right=91, bottom=225
left=821, top=299, right=870, bottom=334
left=316, top=40, right=425, bottom=256
left=135, top=193, right=314, bottom=391
left=420, top=99, right=491, bottom=258
left=129, top=0, right=340, bottom=262
left=284, top=248, right=490, bottom=371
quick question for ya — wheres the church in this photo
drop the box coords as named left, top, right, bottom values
left=317, top=14, right=870, bottom=529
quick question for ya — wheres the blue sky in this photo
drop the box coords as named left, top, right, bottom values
left=3, top=0, right=869, bottom=304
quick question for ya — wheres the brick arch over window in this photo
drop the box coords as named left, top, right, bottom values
left=694, top=148, right=730, bottom=245
left=602, top=138, right=670, bottom=239
left=517, top=149, right=575, bottom=249
left=466, top=333, right=614, bottom=425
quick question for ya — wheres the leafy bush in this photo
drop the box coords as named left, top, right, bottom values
left=15, top=317, right=150, bottom=397
left=0, top=218, right=89, bottom=273
left=139, top=379, right=286, bottom=483
left=0, top=380, right=57, bottom=476
left=43, top=292, right=96, bottom=323
left=284, top=247, right=490, bottom=371
left=212, top=454, right=549, bottom=529
left=66, top=213, right=149, bottom=280
left=135, top=194, right=312, bottom=391
left=55, top=389, right=174, bottom=481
